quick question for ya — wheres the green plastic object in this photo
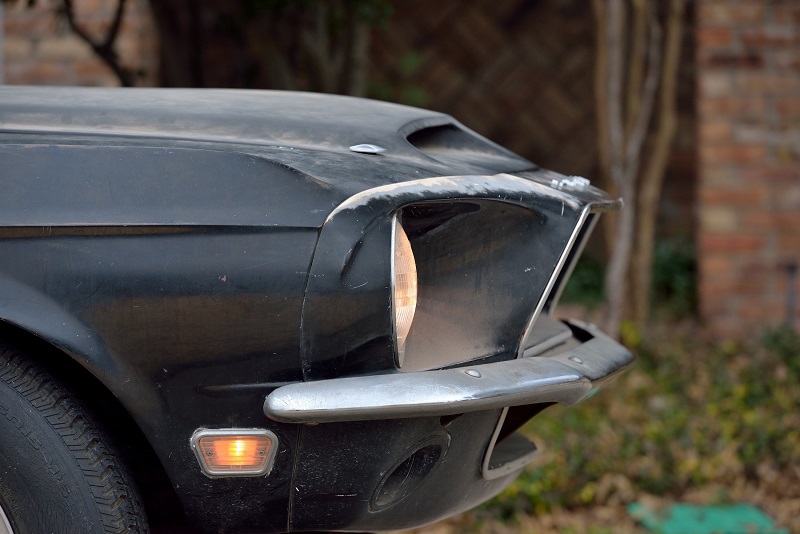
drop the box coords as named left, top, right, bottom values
left=628, top=502, right=788, bottom=534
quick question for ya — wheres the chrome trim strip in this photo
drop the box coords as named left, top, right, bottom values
left=390, top=213, right=403, bottom=367
left=264, top=323, right=633, bottom=424
left=482, top=406, right=512, bottom=480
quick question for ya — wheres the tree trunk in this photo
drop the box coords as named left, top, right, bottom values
left=606, top=179, right=638, bottom=337
left=594, top=0, right=668, bottom=338
left=344, top=8, right=370, bottom=97
left=631, top=0, right=685, bottom=325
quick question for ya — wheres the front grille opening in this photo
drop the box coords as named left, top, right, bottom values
left=401, top=202, right=481, bottom=238
left=399, top=200, right=562, bottom=372
left=566, top=320, right=595, bottom=343
left=485, top=403, right=554, bottom=474
left=497, top=403, right=554, bottom=444
left=542, top=212, right=598, bottom=314
left=517, top=210, right=597, bottom=353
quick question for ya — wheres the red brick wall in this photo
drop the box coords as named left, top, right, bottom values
left=4, top=1, right=796, bottom=336
left=369, top=0, right=698, bottom=240
left=697, top=0, right=800, bottom=335
left=2, top=0, right=157, bottom=86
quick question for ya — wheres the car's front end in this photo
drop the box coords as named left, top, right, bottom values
left=261, top=171, right=631, bottom=531
left=0, top=87, right=632, bottom=533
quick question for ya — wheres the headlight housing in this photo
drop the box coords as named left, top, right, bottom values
left=392, top=216, right=418, bottom=367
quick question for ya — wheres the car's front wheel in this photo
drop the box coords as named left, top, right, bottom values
left=0, top=342, right=148, bottom=533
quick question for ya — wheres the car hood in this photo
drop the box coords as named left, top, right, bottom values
left=0, top=87, right=613, bottom=229
left=0, top=86, right=527, bottom=169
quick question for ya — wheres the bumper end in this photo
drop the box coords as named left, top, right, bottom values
left=265, top=320, right=633, bottom=424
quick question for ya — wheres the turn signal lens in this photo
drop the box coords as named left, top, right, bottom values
left=393, top=217, right=418, bottom=367
left=191, top=429, right=277, bottom=477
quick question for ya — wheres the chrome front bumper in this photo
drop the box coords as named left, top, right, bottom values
left=264, top=320, right=633, bottom=424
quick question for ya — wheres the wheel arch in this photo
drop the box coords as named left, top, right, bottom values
left=0, top=319, right=185, bottom=527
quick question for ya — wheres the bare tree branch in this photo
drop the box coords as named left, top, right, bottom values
left=606, top=0, right=625, bottom=190
left=102, top=0, right=125, bottom=48
left=62, top=0, right=134, bottom=86
left=593, top=0, right=611, bottom=185
left=625, top=0, right=647, bottom=141
left=300, top=2, right=337, bottom=92
left=623, top=7, right=662, bottom=182
left=344, top=3, right=370, bottom=96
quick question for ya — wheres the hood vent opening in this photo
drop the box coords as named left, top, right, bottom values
left=407, top=124, right=501, bottom=154
left=405, top=124, right=533, bottom=173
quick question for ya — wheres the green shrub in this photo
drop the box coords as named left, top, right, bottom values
left=560, top=256, right=605, bottom=308
left=761, top=324, right=800, bottom=380
left=479, top=327, right=800, bottom=521
left=650, top=238, right=697, bottom=318
left=560, top=237, right=697, bottom=319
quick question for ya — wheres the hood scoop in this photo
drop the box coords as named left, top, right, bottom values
left=405, top=123, right=533, bottom=173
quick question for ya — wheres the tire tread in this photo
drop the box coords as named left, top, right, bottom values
left=0, top=344, right=148, bottom=533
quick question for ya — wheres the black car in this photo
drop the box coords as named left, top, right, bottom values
left=0, top=87, right=633, bottom=533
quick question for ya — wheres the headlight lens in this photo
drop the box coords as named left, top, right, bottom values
left=392, top=216, right=417, bottom=367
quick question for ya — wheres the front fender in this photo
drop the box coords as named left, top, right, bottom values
left=0, top=273, right=163, bottom=424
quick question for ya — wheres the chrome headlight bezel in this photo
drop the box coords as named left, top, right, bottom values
left=391, top=214, right=418, bottom=368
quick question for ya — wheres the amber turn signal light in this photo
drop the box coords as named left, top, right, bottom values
left=190, top=428, right=278, bottom=477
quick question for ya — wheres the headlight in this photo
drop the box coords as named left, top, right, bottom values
left=392, top=215, right=417, bottom=367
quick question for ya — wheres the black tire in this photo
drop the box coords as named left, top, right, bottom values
left=0, top=342, right=148, bottom=533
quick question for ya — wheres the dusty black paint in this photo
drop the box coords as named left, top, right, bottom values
left=0, top=87, right=622, bottom=533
